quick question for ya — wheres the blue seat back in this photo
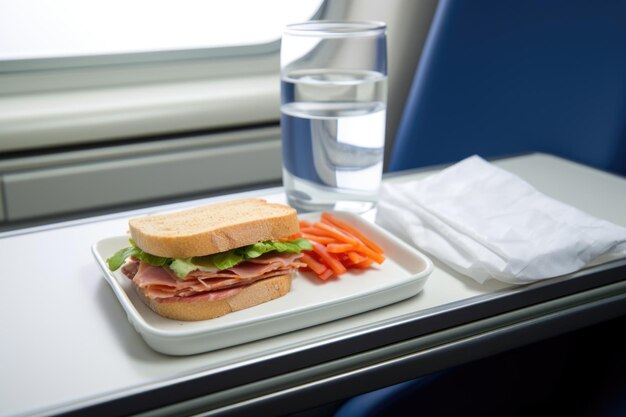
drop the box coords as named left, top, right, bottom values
left=389, top=0, right=626, bottom=176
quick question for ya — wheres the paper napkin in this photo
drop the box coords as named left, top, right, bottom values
left=376, top=155, right=626, bottom=284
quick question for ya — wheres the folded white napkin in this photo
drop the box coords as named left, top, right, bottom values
left=376, top=155, right=626, bottom=284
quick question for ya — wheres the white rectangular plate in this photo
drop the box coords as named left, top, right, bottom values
left=92, top=211, right=433, bottom=355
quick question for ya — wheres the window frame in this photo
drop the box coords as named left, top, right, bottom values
left=0, top=1, right=328, bottom=153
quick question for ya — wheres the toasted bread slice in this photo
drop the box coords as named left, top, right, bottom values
left=129, top=198, right=299, bottom=258
left=135, top=273, right=292, bottom=321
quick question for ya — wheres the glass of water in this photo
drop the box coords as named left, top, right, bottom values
left=280, top=20, right=387, bottom=214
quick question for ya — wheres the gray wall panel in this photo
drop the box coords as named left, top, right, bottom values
left=4, top=139, right=281, bottom=221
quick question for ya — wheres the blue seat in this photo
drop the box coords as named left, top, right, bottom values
left=389, top=0, right=626, bottom=176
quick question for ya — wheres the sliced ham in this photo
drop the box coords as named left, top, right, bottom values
left=121, top=261, right=139, bottom=278
left=122, top=252, right=304, bottom=302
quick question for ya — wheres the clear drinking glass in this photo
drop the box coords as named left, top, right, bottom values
left=280, top=20, right=388, bottom=214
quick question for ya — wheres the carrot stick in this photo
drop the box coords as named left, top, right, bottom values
left=354, top=259, right=374, bottom=269
left=299, top=219, right=313, bottom=228
left=354, top=244, right=386, bottom=265
left=318, top=269, right=334, bottom=280
left=347, top=251, right=367, bottom=264
left=315, top=221, right=384, bottom=264
left=300, top=253, right=328, bottom=275
left=313, top=222, right=360, bottom=245
left=327, top=243, right=356, bottom=253
left=310, top=241, right=347, bottom=275
left=301, top=226, right=335, bottom=237
left=303, top=234, right=336, bottom=244
left=321, top=212, right=384, bottom=254
left=297, top=212, right=387, bottom=281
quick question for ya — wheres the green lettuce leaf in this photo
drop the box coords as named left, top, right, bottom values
left=244, top=241, right=276, bottom=259
left=106, top=246, right=139, bottom=271
left=276, top=238, right=313, bottom=252
left=169, top=258, right=199, bottom=278
left=106, top=239, right=171, bottom=271
left=218, top=238, right=313, bottom=263
left=106, top=237, right=312, bottom=279
left=210, top=251, right=245, bottom=270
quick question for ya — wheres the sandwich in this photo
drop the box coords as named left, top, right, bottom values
left=106, top=198, right=311, bottom=321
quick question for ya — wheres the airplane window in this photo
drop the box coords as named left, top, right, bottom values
left=0, top=0, right=324, bottom=64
